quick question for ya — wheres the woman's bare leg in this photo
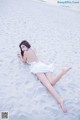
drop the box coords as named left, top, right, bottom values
left=36, top=73, right=67, bottom=112
left=45, top=67, right=71, bottom=86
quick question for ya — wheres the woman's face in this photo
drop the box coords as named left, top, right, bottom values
left=21, top=44, right=28, bottom=51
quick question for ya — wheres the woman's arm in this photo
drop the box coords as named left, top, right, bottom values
left=17, top=53, right=27, bottom=63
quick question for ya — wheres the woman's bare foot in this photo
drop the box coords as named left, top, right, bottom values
left=60, top=101, right=67, bottom=113
left=62, top=67, right=71, bottom=75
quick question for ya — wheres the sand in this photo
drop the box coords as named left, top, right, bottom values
left=0, top=0, right=80, bottom=120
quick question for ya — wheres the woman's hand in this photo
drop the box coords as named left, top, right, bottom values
left=17, top=53, right=21, bottom=58
left=17, top=53, right=26, bottom=63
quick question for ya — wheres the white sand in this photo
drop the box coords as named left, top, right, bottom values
left=0, top=0, right=80, bottom=120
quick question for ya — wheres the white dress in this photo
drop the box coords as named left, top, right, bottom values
left=27, top=60, right=55, bottom=74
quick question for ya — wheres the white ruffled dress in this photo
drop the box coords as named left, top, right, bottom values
left=27, top=60, right=55, bottom=74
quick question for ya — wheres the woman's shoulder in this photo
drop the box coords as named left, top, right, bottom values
left=23, top=48, right=32, bottom=54
left=24, top=47, right=36, bottom=54
left=24, top=50, right=28, bottom=56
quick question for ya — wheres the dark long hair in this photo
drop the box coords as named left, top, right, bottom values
left=19, top=40, right=31, bottom=56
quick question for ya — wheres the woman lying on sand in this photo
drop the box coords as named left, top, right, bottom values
left=17, top=40, right=71, bottom=113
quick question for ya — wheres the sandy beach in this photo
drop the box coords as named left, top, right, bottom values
left=0, top=0, right=80, bottom=120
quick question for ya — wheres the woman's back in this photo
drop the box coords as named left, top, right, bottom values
left=24, top=48, right=39, bottom=63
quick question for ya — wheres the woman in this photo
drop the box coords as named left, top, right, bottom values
left=17, top=40, right=71, bottom=112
